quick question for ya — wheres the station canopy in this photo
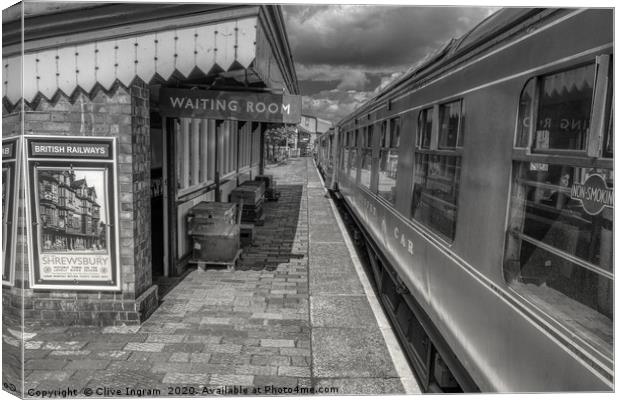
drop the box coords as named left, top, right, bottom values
left=2, top=3, right=299, bottom=109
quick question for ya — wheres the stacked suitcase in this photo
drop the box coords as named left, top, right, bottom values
left=186, top=202, right=240, bottom=265
left=255, top=175, right=280, bottom=201
left=231, top=180, right=265, bottom=225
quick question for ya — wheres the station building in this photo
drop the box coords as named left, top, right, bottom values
left=2, top=2, right=300, bottom=325
left=296, top=115, right=332, bottom=155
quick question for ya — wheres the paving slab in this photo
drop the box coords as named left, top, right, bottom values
left=310, top=295, right=377, bottom=328
left=309, top=272, right=365, bottom=295
left=312, top=327, right=399, bottom=378
left=309, top=227, right=346, bottom=243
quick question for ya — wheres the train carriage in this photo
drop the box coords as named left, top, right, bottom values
left=331, top=8, right=613, bottom=392
left=315, top=128, right=335, bottom=188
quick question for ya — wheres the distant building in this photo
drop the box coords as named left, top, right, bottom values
left=38, top=170, right=104, bottom=252
left=297, top=115, right=333, bottom=155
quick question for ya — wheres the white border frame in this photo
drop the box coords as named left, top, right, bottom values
left=24, top=134, right=121, bottom=291
left=2, top=135, right=22, bottom=287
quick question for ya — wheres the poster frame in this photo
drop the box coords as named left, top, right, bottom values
left=2, top=135, right=21, bottom=287
left=24, top=135, right=121, bottom=291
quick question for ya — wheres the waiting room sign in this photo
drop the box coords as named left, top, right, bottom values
left=159, top=88, right=302, bottom=124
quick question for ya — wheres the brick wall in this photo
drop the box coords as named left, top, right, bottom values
left=1, top=80, right=158, bottom=326
left=130, top=81, right=153, bottom=297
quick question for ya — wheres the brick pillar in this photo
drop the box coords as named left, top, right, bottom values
left=1, top=79, right=158, bottom=326
left=129, top=80, right=158, bottom=319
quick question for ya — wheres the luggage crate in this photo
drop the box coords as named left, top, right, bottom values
left=187, top=201, right=241, bottom=269
left=231, top=181, right=265, bottom=224
left=255, top=175, right=280, bottom=201
left=231, top=180, right=265, bottom=204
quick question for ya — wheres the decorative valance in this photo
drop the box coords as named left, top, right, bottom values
left=2, top=17, right=257, bottom=106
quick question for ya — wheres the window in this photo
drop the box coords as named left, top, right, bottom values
left=515, top=78, right=535, bottom=148
left=390, top=118, right=401, bottom=148
left=517, top=64, right=597, bottom=153
left=348, top=147, right=358, bottom=181
left=360, top=125, right=373, bottom=189
left=412, top=101, right=464, bottom=241
left=417, top=108, right=432, bottom=149
left=251, top=122, right=261, bottom=166
left=366, top=125, right=373, bottom=147
left=380, top=120, right=387, bottom=147
left=438, top=100, right=464, bottom=148
left=175, top=118, right=216, bottom=194
left=505, top=163, right=613, bottom=352
left=412, top=154, right=461, bottom=239
left=533, top=64, right=594, bottom=152
left=229, top=121, right=237, bottom=173
left=342, top=147, right=349, bottom=173
left=603, top=111, right=613, bottom=158
left=505, top=58, right=613, bottom=355
left=347, top=129, right=360, bottom=181
left=215, top=120, right=237, bottom=178
left=238, top=122, right=251, bottom=170
left=378, top=117, right=400, bottom=204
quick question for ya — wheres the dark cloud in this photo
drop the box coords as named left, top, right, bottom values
left=284, top=5, right=495, bottom=69
left=283, top=5, right=497, bottom=122
left=302, top=89, right=376, bottom=124
left=299, top=79, right=341, bottom=95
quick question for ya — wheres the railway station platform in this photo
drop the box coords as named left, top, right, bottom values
left=11, top=157, right=419, bottom=396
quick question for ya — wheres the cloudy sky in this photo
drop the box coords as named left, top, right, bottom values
left=282, top=5, right=497, bottom=124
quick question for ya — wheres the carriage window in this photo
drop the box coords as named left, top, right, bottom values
left=390, top=118, right=401, bottom=148
left=438, top=100, right=463, bottom=149
left=417, top=108, right=433, bottom=149
left=378, top=117, right=400, bottom=204
left=532, top=64, right=595, bottom=152
left=411, top=154, right=461, bottom=240
left=348, top=148, right=358, bottom=181
left=412, top=101, right=464, bottom=242
left=504, top=162, right=613, bottom=353
left=603, top=103, right=613, bottom=158
left=380, top=121, right=387, bottom=147
left=516, top=78, right=535, bottom=148
left=360, top=125, right=373, bottom=189
left=505, top=61, right=613, bottom=355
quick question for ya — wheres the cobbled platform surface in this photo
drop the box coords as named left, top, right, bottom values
left=8, top=157, right=409, bottom=397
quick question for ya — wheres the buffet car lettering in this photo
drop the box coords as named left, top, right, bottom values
left=393, top=225, right=414, bottom=255
left=361, top=196, right=377, bottom=217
